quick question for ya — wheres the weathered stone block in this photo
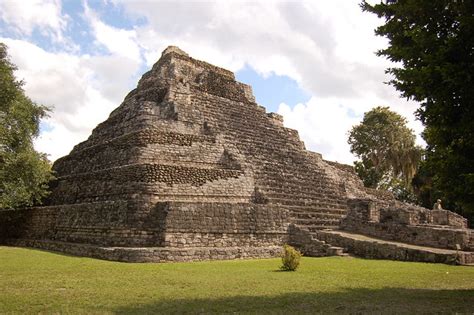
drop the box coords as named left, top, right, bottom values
left=0, top=46, right=471, bottom=264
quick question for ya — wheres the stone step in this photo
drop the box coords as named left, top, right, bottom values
left=5, top=239, right=283, bottom=263
left=287, top=205, right=347, bottom=215
left=326, top=246, right=345, bottom=256
left=314, top=230, right=474, bottom=266
left=265, top=192, right=346, bottom=205
left=306, top=225, right=341, bottom=232
left=293, top=219, right=342, bottom=228
left=293, top=213, right=344, bottom=220
left=266, top=196, right=346, bottom=210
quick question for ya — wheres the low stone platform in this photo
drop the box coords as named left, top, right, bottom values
left=4, top=239, right=282, bottom=263
left=315, top=230, right=474, bottom=265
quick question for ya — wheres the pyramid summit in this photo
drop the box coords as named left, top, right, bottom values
left=1, top=46, right=473, bottom=264
left=161, top=45, right=189, bottom=56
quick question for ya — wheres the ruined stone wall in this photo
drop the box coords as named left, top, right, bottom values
left=185, top=92, right=349, bottom=230
left=0, top=208, right=58, bottom=241
left=288, top=225, right=344, bottom=257
left=0, top=201, right=289, bottom=256
left=431, top=210, right=468, bottom=228
left=51, top=135, right=253, bottom=206
left=316, top=230, right=474, bottom=265
left=54, top=129, right=217, bottom=175
left=4, top=46, right=471, bottom=264
left=5, top=238, right=283, bottom=263
left=48, top=48, right=351, bottom=232
left=1, top=48, right=352, bottom=261
left=160, top=202, right=289, bottom=248
left=341, top=199, right=472, bottom=250
left=0, top=202, right=164, bottom=247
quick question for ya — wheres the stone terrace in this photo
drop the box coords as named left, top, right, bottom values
left=0, top=46, right=472, bottom=264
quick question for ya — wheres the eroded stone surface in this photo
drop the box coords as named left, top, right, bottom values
left=316, top=230, right=474, bottom=265
left=0, top=46, right=472, bottom=264
left=341, top=199, right=472, bottom=252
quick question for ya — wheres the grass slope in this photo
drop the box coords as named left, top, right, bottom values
left=0, top=246, right=473, bottom=314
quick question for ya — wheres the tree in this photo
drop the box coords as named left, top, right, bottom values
left=0, top=43, right=54, bottom=209
left=348, top=106, right=422, bottom=201
left=361, top=0, right=474, bottom=218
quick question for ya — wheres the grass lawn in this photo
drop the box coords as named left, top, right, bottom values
left=0, top=246, right=473, bottom=314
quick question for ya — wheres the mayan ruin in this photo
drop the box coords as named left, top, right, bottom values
left=0, top=46, right=473, bottom=265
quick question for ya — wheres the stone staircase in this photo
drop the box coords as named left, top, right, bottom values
left=3, top=45, right=472, bottom=265
left=312, top=229, right=474, bottom=265
left=192, top=90, right=351, bottom=229
left=289, top=225, right=349, bottom=258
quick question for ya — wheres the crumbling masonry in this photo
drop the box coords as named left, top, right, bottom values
left=1, top=46, right=473, bottom=264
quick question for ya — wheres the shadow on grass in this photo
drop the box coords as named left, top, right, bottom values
left=113, top=287, right=474, bottom=314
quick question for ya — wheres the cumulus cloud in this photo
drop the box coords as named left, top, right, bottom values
left=278, top=95, right=424, bottom=164
left=279, top=99, right=359, bottom=164
left=1, top=37, right=134, bottom=161
left=123, top=0, right=390, bottom=98
left=0, top=0, right=68, bottom=43
left=83, top=2, right=142, bottom=63
left=2, top=39, right=91, bottom=130
left=122, top=0, right=423, bottom=163
left=0, top=0, right=426, bottom=165
left=0, top=1, right=148, bottom=161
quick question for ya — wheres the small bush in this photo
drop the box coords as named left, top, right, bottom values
left=280, top=244, right=302, bottom=271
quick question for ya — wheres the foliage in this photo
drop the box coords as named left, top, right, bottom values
left=0, top=43, right=54, bottom=209
left=348, top=106, right=422, bottom=201
left=354, top=160, right=383, bottom=189
left=361, top=1, right=474, bottom=218
left=280, top=244, right=302, bottom=271
left=1, top=247, right=474, bottom=314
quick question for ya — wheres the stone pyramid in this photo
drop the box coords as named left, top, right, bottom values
left=1, top=46, right=472, bottom=264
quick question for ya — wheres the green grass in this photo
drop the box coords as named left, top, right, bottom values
left=0, top=246, right=473, bottom=314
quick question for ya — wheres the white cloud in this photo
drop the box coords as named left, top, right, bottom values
left=1, top=38, right=132, bottom=161
left=124, top=1, right=389, bottom=98
left=1, top=0, right=427, bottom=165
left=0, top=0, right=68, bottom=43
left=83, top=2, right=142, bottom=62
left=0, top=2, right=146, bottom=161
left=278, top=95, right=425, bottom=165
left=118, top=1, right=387, bottom=100
left=34, top=87, right=116, bottom=161
left=121, top=0, right=424, bottom=164
left=35, top=123, right=88, bottom=162
left=278, top=98, right=363, bottom=164
left=3, top=39, right=91, bottom=129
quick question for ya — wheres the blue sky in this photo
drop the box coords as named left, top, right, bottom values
left=0, top=0, right=423, bottom=163
left=236, top=67, right=310, bottom=113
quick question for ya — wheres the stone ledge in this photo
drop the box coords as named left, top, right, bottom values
left=341, top=220, right=472, bottom=251
left=4, top=239, right=283, bottom=263
left=315, top=230, right=474, bottom=265
left=161, top=46, right=189, bottom=57
left=58, top=163, right=243, bottom=186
